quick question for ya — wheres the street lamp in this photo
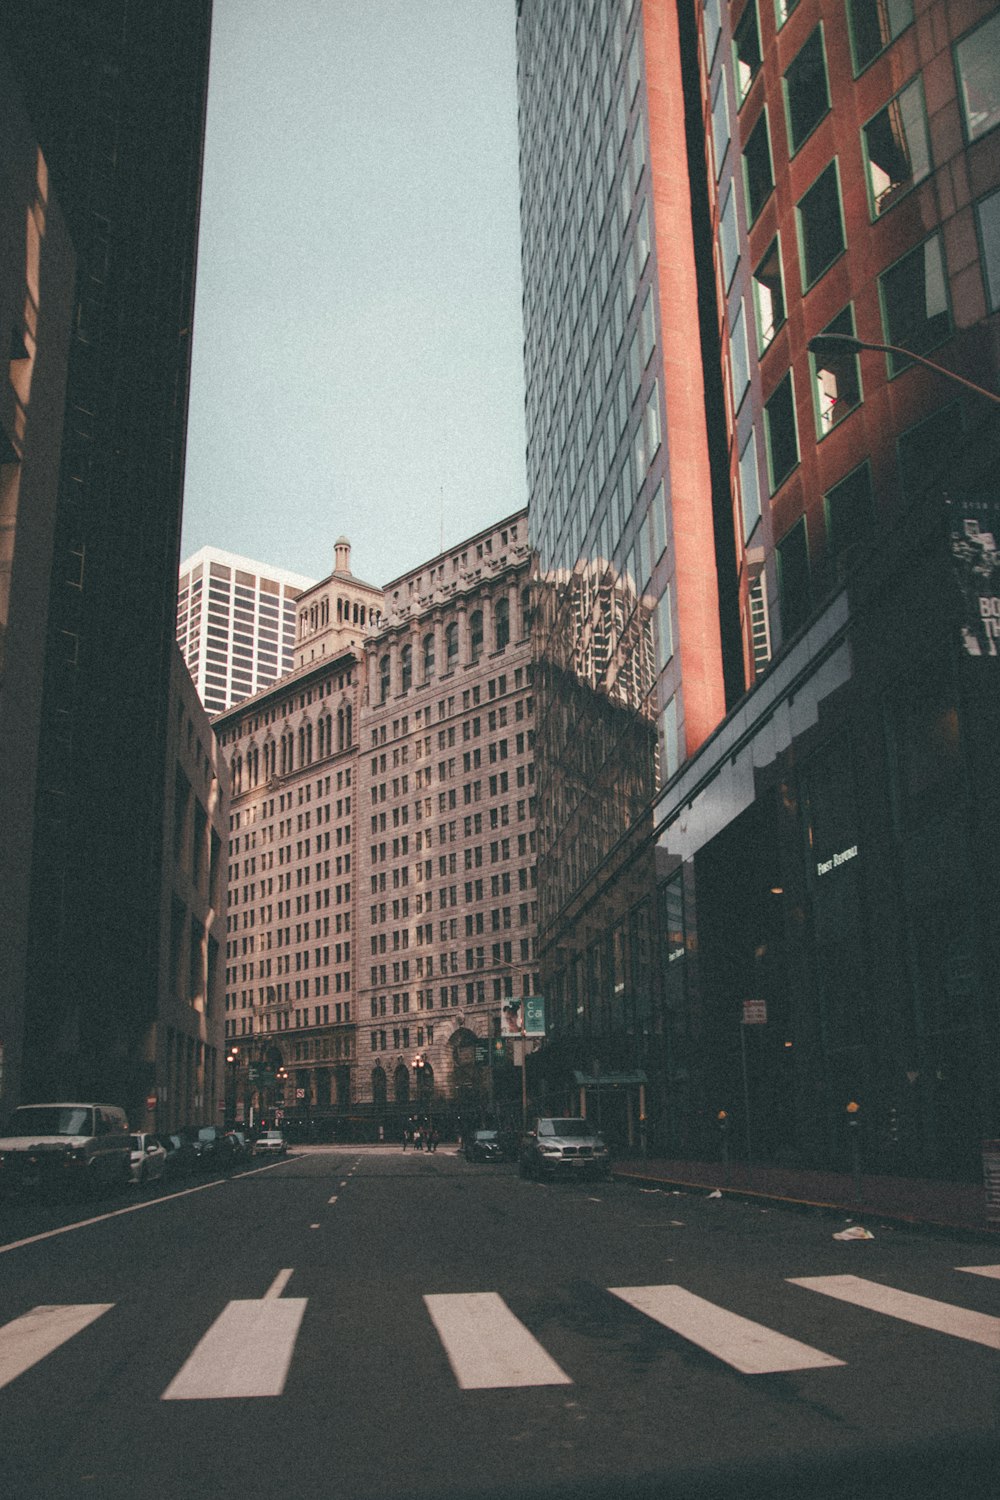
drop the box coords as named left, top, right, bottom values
left=807, top=333, right=1000, bottom=406
left=412, top=1053, right=431, bottom=1130
left=225, top=1046, right=240, bottom=1125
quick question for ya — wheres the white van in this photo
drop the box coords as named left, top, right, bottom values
left=0, top=1102, right=131, bottom=1196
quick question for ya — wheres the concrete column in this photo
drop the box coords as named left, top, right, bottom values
left=432, top=616, right=444, bottom=682
left=481, top=593, right=495, bottom=656
left=457, top=602, right=470, bottom=666
left=388, top=638, right=400, bottom=698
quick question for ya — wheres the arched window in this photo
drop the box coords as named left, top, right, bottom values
left=401, top=644, right=412, bottom=693
left=423, top=632, right=435, bottom=679
left=337, top=706, right=346, bottom=750
left=394, top=1063, right=410, bottom=1105
left=495, top=597, right=510, bottom=652
left=520, top=586, right=532, bottom=638
left=470, top=610, right=483, bottom=661
left=445, top=621, right=458, bottom=668
left=345, top=704, right=353, bottom=745
left=372, top=1065, right=387, bottom=1108
left=379, top=654, right=390, bottom=703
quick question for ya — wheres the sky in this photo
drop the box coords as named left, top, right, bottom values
left=180, top=0, right=527, bottom=590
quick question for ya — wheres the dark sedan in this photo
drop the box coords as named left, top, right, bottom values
left=464, top=1129, right=506, bottom=1163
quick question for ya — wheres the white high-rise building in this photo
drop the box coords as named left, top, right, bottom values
left=177, top=547, right=316, bottom=714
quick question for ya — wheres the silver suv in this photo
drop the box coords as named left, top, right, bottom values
left=518, top=1117, right=611, bottom=1181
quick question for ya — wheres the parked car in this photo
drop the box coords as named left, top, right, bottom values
left=518, top=1117, right=611, bottom=1181
left=253, top=1129, right=288, bottom=1156
left=160, top=1132, right=198, bottom=1178
left=226, top=1130, right=252, bottom=1162
left=183, top=1125, right=238, bottom=1172
left=0, top=1102, right=131, bottom=1196
left=464, top=1129, right=506, bottom=1163
left=129, top=1132, right=167, bottom=1185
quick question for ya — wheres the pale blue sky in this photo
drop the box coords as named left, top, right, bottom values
left=180, top=0, right=526, bottom=589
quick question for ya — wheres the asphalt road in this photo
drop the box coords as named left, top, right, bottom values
left=1, top=1145, right=998, bottom=1500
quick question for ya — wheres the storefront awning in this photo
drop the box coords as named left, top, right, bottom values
left=572, top=1070, right=647, bottom=1087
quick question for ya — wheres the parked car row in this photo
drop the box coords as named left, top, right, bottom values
left=0, top=1100, right=289, bottom=1200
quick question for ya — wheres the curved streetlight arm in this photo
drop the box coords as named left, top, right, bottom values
left=807, top=333, right=1000, bottom=406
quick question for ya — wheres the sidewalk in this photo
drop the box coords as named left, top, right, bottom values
left=612, top=1156, right=997, bottom=1238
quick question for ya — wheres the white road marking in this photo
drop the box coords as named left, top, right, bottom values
left=0, top=1304, right=114, bottom=1390
left=609, top=1285, right=845, bottom=1375
left=161, top=1297, right=307, bottom=1399
left=424, top=1292, right=572, bottom=1389
left=265, top=1269, right=294, bottom=1299
left=328, top=1196, right=338, bottom=1205
left=789, top=1275, right=1000, bottom=1349
left=310, top=1224, right=320, bottom=1230
left=957, top=1265, right=1000, bottom=1280
left=0, top=1159, right=292, bottom=1258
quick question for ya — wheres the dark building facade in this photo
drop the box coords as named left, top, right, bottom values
left=518, top=0, right=1000, bottom=1179
left=1, top=1, right=214, bottom=1120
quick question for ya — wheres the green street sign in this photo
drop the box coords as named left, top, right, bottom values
left=523, top=995, right=546, bottom=1037
left=248, top=1065, right=276, bottom=1086
left=475, top=1041, right=488, bottom=1065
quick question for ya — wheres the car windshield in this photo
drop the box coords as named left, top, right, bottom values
left=8, top=1106, right=94, bottom=1137
left=475, top=1131, right=498, bottom=1141
left=540, top=1118, right=597, bottom=1138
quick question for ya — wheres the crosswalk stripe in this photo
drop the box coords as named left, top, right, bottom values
left=788, top=1275, right=1000, bottom=1349
left=161, top=1297, right=307, bottom=1399
left=423, top=1293, right=572, bottom=1389
left=609, top=1285, right=845, bottom=1374
left=957, top=1265, right=1000, bottom=1280
left=0, top=1304, right=114, bottom=1390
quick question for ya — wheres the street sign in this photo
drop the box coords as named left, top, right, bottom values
left=295, top=1087, right=306, bottom=1099
left=248, top=1065, right=277, bottom=1086
left=742, top=999, right=767, bottom=1025
left=474, top=1041, right=488, bottom=1065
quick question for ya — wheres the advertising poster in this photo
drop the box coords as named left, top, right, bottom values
left=947, top=497, right=1000, bottom=658
left=500, top=998, right=526, bottom=1037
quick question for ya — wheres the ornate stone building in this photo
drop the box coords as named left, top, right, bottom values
left=212, top=541, right=382, bottom=1131
left=356, top=512, right=539, bottom=1129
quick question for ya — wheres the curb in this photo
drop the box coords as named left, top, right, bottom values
left=611, top=1168, right=1000, bottom=1243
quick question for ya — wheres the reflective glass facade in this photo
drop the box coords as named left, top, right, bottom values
left=516, top=0, right=731, bottom=1142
